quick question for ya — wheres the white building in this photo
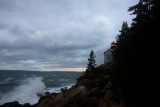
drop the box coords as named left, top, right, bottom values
left=104, top=41, right=117, bottom=64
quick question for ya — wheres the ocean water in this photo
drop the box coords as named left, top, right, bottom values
left=0, top=70, right=82, bottom=105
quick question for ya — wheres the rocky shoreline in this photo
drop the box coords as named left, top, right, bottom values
left=0, top=63, right=125, bottom=107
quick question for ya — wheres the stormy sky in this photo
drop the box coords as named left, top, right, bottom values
left=0, top=0, right=139, bottom=71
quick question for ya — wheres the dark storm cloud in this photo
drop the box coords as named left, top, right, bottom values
left=0, top=0, right=139, bottom=71
left=0, top=23, right=100, bottom=70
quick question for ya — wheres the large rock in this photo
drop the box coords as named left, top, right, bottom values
left=98, top=98, right=113, bottom=107
left=67, top=86, right=87, bottom=98
left=37, top=86, right=88, bottom=107
left=70, top=97, right=98, bottom=107
left=37, top=93, right=64, bottom=107
left=98, top=98, right=125, bottom=107
left=36, top=99, right=52, bottom=107
left=52, top=93, right=64, bottom=103
left=76, top=79, right=95, bottom=88
left=103, top=75, right=111, bottom=81
left=54, top=86, right=87, bottom=107
left=1, top=101, right=20, bottom=107
left=104, top=90, right=115, bottom=99
left=104, top=81, right=112, bottom=89
left=38, top=94, right=53, bottom=104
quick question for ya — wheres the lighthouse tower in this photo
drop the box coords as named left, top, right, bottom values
left=104, top=41, right=117, bottom=64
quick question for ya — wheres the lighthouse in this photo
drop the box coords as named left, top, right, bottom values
left=104, top=41, right=117, bottom=64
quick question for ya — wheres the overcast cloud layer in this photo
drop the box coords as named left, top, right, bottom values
left=0, top=0, right=139, bottom=71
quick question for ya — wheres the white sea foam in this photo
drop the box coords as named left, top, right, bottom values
left=0, top=77, right=46, bottom=105
left=4, top=77, right=14, bottom=82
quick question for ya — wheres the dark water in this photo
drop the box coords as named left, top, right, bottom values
left=0, top=70, right=82, bottom=104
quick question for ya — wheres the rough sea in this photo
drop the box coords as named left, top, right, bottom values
left=0, top=70, right=82, bottom=105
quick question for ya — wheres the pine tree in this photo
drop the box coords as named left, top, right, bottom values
left=113, top=0, right=160, bottom=107
left=115, top=21, right=129, bottom=63
left=86, top=50, right=96, bottom=71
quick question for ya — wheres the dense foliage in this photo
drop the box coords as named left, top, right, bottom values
left=113, top=0, right=160, bottom=107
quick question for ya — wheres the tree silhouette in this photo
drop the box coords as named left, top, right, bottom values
left=113, top=0, right=160, bottom=107
left=115, top=21, right=129, bottom=63
left=86, top=50, right=96, bottom=71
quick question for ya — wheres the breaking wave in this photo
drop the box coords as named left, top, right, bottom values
left=0, top=77, right=46, bottom=104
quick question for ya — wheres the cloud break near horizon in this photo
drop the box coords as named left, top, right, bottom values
left=0, top=0, right=139, bottom=71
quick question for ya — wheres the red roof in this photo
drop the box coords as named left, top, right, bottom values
left=111, top=41, right=117, bottom=47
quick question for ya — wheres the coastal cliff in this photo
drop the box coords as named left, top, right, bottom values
left=35, top=63, right=124, bottom=107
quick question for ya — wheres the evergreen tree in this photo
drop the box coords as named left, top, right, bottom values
left=115, top=21, right=129, bottom=63
left=86, top=50, right=96, bottom=71
left=113, top=0, right=160, bottom=107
